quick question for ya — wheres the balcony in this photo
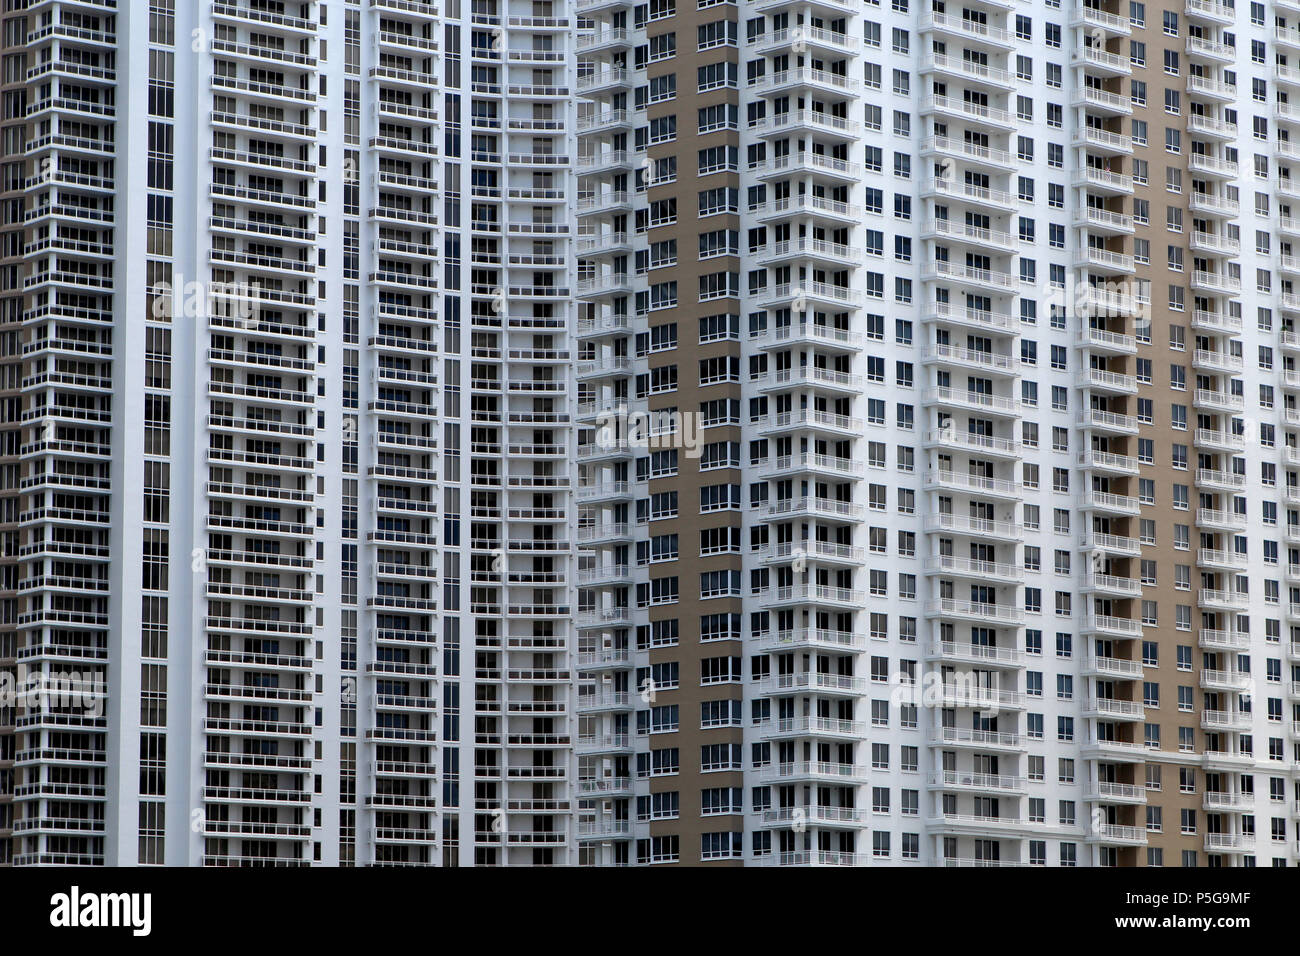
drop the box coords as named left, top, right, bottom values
left=923, top=385, right=1019, bottom=417
left=923, top=513, right=1023, bottom=541
left=757, top=805, right=866, bottom=829
left=1074, top=85, right=1132, bottom=115
left=1204, top=833, right=1254, bottom=853
left=921, top=94, right=1015, bottom=130
left=919, top=11, right=1016, bottom=48
left=1080, top=572, right=1141, bottom=597
left=1073, top=126, right=1132, bottom=154
left=1194, top=468, right=1245, bottom=492
left=930, top=726, right=1024, bottom=752
left=924, top=301, right=1016, bottom=334
left=1188, top=112, right=1237, bottom=139
left=1078, top=531, right=1141, bottom=556
left=752, top=850, right=868, bottom=867
left=921, top=53, right=1014, bottom=90
left=1186, top=74, right=1237, bottom=102
left=1076, top=448, right=1138, bottom=475
left=757, top=716, right=868, bottom=740
left=1075, top=366, right=1137, bottom=394
left=924, top=599, right=1024, bottom=626
left=750, top=109, right=862, bottom=139
left=763, top=583, right=865, bottom=610
left=1073, top=166, right=1134, bottom=195
left=1197, top=548, right=1247, bottom=571
left=758, top=539, right=865, bottom=567
left=1188, top=152, right=1238, bottom=178
left=1077, top=489, right=1140, bottom=515
left=920, top=135, right=1015, bottom=172
left=1192, top=427, right=1244, bottom=452
left=754, top=628, right=865, bottom=654
left=1197, top=507, right=1246, bottom=531
left=1080, top=614, right=1142, bottom=638
left=923, top=555, right=1023, bottom=583
left=760, top=761, right=869, bottom=785
left=1074, top=206, right=1134, bottom=235
left=922, top=341, right=1017, bottom=374
left=1074, top=45, right=1131, bottom=76
left=747, top=26, right=856, bottom=57
left=1078, top=407, right=1138, bottom=435
left=1187, top=192, right=1239, bottom=218
left=1199, top=669, right=1251, bottom=692
left=930, top=770, right=1027, bottom=795
left=760, top=452, right=863, bottom=481
left=923, top=219, right=1018, bottom=254
left=1198, top=628, right=1251, bottom=651
left=1074, top=247, right=1135, bottom=275
left=1083, top=697, right=1144, bottom=721
left=923, top=469, right=1021, bottom=500
left=1185, top=0, right=1235, bottom=23
left=1089, top=824, right=1147, bottom=846
left=928, top=640, right=1023, bottom=667
left=1088, top=782, right=1147, bottom=804
left=1198, top=588, right=1250, bottom=611
left=1203, top=791, right=1252, bottom=812
left=1190, top=269, right=1241, bottom=295
left=921, top=180, right=1017, bottom=216
left=1071, top=6, right=1132, bottom=35
left=1193, top=388, right=1244, bottom=412
left=749, top=67, right=861, bottom=98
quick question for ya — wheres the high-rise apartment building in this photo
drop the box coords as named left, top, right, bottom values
left=0, top=0, right=577, bottom=867
left=575, top=0, right=1300, bottom=868
left=0, top=0, right=1297, bottom=870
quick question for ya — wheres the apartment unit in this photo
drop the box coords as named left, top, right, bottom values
left=575, top=0, right=1300, bottom=867
left=0, top=0, right=578, bottom=866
